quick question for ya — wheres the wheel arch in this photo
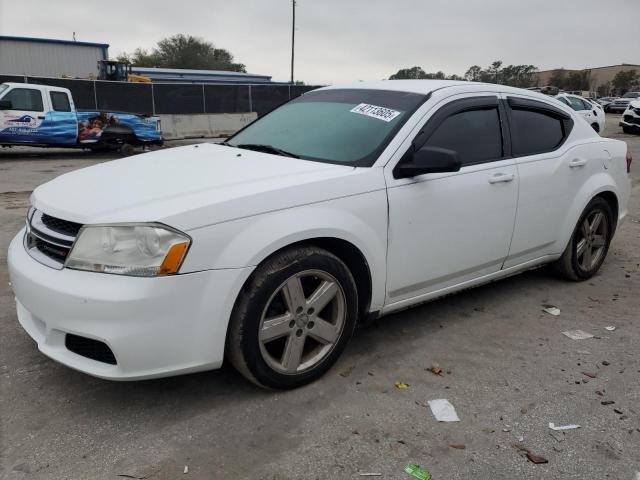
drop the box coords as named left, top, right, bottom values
left=233, top=236, right=375, bottom=324
left=557, top=177, right=620, bottom=253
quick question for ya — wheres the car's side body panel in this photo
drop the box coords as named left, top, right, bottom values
left=182, top=185, right=389, bottom=311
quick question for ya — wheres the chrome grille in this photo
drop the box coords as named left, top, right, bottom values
left=24, top=209, right=82, bottom=269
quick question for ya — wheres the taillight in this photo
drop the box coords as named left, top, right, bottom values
left=627, top=148, right=633, bottom=174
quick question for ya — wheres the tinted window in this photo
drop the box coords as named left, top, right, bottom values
left=228, top=89, right=427, bottom=166
left=50, top=91, right=71, bottom=112
left=3, top=88, right=43, bottom=111
left=424, top=108, right=502, bottom=165
left=510, top=109, right=564, bottom=156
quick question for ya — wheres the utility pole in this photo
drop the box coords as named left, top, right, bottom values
left=290, top=0, right=296, bottom=84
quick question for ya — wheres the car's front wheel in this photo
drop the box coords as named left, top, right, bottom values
left=226, top=246, right=358, bottom=389
left=552, top=197, right=613, bottom=281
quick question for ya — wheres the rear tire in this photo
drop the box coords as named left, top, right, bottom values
left=622, top=126, right=634, bottom=134
left=119, top=143, right=135, bottom=156
left=552, top=197, right=613, bottom=281
left=226, top=246, right=358, bottom=389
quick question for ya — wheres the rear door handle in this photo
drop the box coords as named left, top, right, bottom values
left=488, top=172, right=515, bottom=184
left=37, top=116, right=45, bottom=120
left=569, top=158, right=587, bottom=168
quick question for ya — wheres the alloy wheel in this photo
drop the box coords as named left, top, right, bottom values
left=258, top=270, right=346, bottom=375
left=575, top=209, right=609, bottom=271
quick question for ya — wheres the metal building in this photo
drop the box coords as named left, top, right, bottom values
left=130, top=67, right=273, bottom=84
left=0, top=36, right=109, bottom=78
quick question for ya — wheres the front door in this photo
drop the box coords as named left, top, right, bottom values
left=0, top=86, right=47, bottom=144
left=385, top=95, right=518, bottom=307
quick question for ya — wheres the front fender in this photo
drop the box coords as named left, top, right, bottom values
left=181, top=189, right=389, bottom=310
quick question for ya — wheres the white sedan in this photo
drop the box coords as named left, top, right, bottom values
left=8, top=80, right=631, bottom=389
left=555, top=93, right=606, bottom=133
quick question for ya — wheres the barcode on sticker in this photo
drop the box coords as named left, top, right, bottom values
left=350, top=103, right=401, bottom=122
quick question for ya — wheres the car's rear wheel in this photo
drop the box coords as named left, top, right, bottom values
left=622, top=126, right=634, bottom=134
left=226, top=246, right=358, bottom=389
left=552, top=197, right=613, bottom=281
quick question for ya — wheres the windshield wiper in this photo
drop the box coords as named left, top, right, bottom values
left=235, top=143, right=300, bottom=159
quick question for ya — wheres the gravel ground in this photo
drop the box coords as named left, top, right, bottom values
left=1, top=117, right=639, bottom=479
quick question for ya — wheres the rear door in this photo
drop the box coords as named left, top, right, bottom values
left=46, top=90, right=78, bottom=145
left=502, top=95, right=591, bottom=268
left=0, top=86, right=47, bottom=144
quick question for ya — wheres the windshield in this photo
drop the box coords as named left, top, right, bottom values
left=227, top=88, right=427, bottom=166
left=623, top=92, right=640, bottom=98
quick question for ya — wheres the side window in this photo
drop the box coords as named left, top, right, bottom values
left=510, top=108, right=565, bottom=156
left=50, top=91, right=71, bottom=112
left=423, top=108, right=503, bottom=166
left=3, top=88, right=44, bottom=111
left=566, top=96, right=586, bottom=111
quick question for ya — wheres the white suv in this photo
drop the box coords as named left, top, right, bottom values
left=8, top=80, right=632, bottom=389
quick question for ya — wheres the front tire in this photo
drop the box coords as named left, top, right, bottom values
left=552, top=197, right=613, bottom=281
left=226, top=246, right=358, bottom=389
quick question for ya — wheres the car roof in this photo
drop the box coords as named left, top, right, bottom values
left=318, top=79, right=555, bottom=100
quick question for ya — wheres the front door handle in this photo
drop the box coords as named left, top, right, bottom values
left=488, top=172, right=515, bottom=184
left=37, top=116, right=45, bottom=120
left=569, top=158, right=587, bottom=168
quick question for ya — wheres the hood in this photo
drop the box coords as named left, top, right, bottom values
left=32, top=143, right=382, bottom=230
left=628, top=99, right=640, bottom=109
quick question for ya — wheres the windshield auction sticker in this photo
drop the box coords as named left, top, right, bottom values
left=350, top=103, right=401, bottom=122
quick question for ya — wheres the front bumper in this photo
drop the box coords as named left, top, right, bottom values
left=620, top=111, right=640, bottom=132
left=8, top=229, right=253, bottom=380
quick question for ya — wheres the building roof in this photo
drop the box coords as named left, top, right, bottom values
left=535, top=63, right=640, bottom=74
left=131, top=67, right=270, bottom=79
left=0, top=35, right=109, bottom=49
left=129, top=66, right=273, bottom=84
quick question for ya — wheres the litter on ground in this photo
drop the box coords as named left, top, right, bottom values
left=428, top=399, right=460, bottom=422
left=395, top=381, right=409, bottom=390
left=404, top=463, right=431, bottom=480
left=358, top=473, right=382, bottom=477
left=562, top=330, right=595, bottom=340
left=542, top=305, right=561, bottom=316
left=549, top=422, right=580, bottom=431
left=605, top=326, right=616, bottom=331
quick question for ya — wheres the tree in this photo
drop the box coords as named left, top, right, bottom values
left=500, top=64, right=538, bottom=88
left=489, top=60, right=503, bottom=83
left=389, top=66, right=428, bottom=79
left=548, top=69, right=568, bottom=89
left=565, top=70, right=591, bottom=91
left=464, top=65, right=483, bottom=82
left=612, top=70, right=639, bottom=95
left=119, top=34, right=246, bottom=72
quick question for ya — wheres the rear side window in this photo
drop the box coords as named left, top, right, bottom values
left=424, top=108, right=502, bottom=166
left=3, top=88, right=43, bottom=111
left=507, top=97, right=573, bottom=157
left=50, top=92, right=71, bottom=112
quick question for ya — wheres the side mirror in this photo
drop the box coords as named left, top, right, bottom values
left=0, top=99, right=12, bottom=110
left=393, top=146, right=462, bottom=179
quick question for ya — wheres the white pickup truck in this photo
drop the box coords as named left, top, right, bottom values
left=0, top=82, right=162, bottom=154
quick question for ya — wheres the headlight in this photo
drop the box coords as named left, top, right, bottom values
left=66, top=224, right=190, bottom=277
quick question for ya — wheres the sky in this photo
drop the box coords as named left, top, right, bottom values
left=1, top=0, right=638, bottom=84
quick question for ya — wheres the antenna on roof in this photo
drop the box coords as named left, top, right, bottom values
left=73, top=32, right=76, bottom=42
